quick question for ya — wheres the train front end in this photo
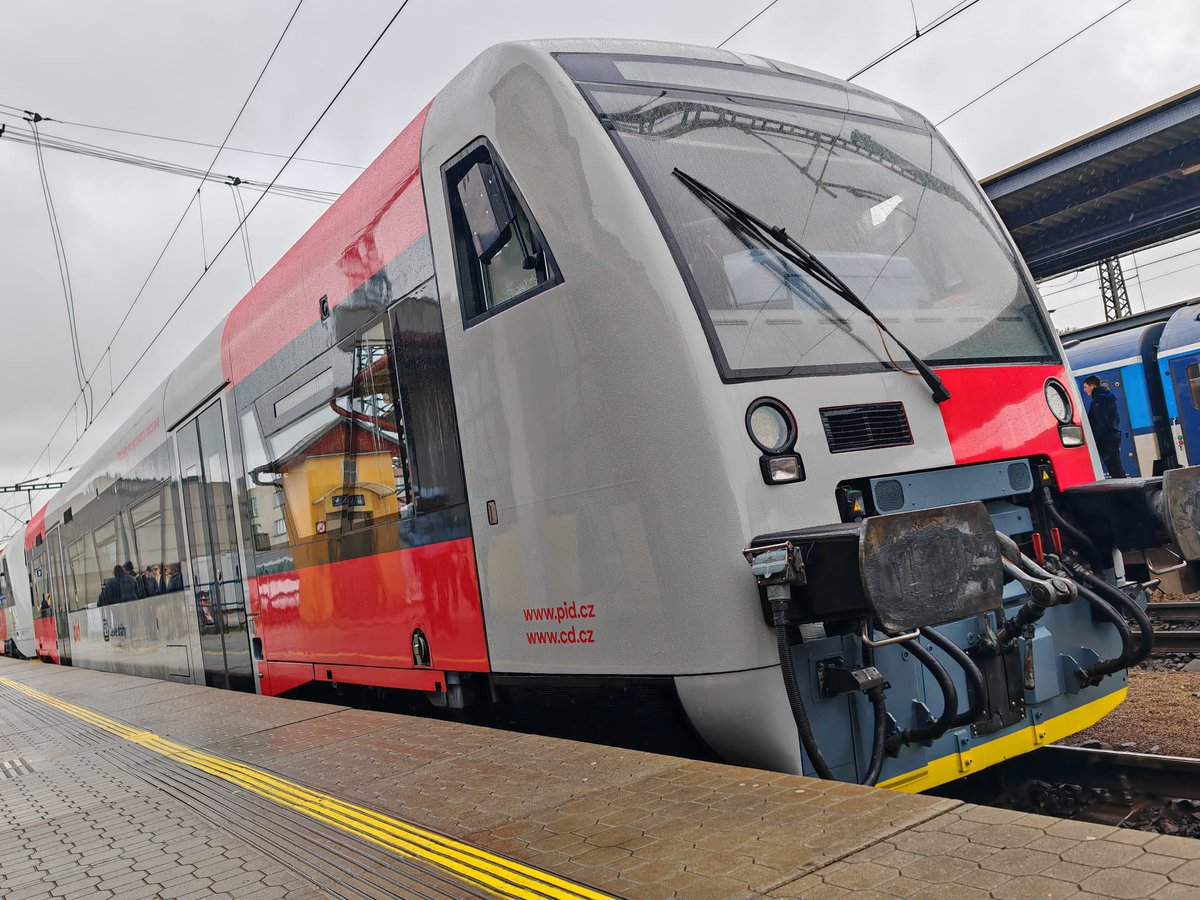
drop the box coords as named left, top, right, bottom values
left=552, top=49, right=1200, bottom=790
left=422, top=41, right=1200, bottom=790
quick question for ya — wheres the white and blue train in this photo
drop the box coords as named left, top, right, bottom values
left=1064, top=297, right=1200, bottom=478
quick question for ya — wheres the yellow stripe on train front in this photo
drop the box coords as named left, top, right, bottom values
left=0, top=676, right=613, bottom=900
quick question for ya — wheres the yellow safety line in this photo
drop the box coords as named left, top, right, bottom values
left=0, top=676, right=613, bottom=900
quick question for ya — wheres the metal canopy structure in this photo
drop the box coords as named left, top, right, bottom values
left=982, top=85, right=1200, bottom=281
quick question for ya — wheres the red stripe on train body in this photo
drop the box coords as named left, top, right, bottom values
left=249, top=538, right=489, bottom=696
left=936, top=365, right=1097, bottom=488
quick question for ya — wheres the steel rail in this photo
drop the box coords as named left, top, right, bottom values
left=1148, top=600, right=1200, bottom=622
left=1150, top=629, right=1200, bottom=655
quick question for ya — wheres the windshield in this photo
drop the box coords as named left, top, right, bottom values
left=566, top=58, right=1056, bottom=378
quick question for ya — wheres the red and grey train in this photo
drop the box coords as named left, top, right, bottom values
left=9, top=40, right=1200, bottom=790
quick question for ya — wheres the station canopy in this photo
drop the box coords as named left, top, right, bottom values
left=982, top=85, right=1200, bottom=281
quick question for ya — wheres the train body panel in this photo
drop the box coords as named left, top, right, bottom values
left=0, top=538, right=35, bottom=659
left=9, top=39, right=1179, bottom=789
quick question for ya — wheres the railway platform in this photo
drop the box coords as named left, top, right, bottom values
left=1, top=658, right=1199, bottom=900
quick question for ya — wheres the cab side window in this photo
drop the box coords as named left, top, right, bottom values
left=1187, top=363, right=1200, bottom=411
left=445, top=139, right=560, bottom=325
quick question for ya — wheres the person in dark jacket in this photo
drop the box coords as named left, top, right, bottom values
left=1083, top=376, right=1127, bottom=478
left=116, top=565, right=139, bottom=603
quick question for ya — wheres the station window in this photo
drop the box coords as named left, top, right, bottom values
left=1188, top=363, right=1200, bottom=411
left=445, top=139, right=560, bottom=325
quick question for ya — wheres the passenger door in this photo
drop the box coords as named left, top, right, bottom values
left=1079, top=368, right=1139, bottom=476
left=1169, top=358, right=1200, bottom=469
left=178, top=399, right=254, bottom=692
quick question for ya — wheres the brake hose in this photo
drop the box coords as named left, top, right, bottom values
left=920, top=627, right=985, bottom=729
left=1040, top=485, right=1106, bottom=571
left=1070, top=578, right=1137, bottom=685
left=1068, top=563, right=1154, bottom=666
left=886, top=638, right=958, bottom=755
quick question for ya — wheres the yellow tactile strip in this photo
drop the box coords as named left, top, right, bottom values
left=0, top=676, right=613, bottom=900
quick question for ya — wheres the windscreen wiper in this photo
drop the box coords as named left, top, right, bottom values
left=673, top=168, right=951, bottom=404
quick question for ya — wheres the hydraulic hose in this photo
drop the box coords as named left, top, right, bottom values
left=859, top=642, right=888, bottom=787
left=886, top=638, right=958, bottom=755
left=1069, top=564, right=1154, bottom=667
left=1040, top=485, right=1106, bottom=571
left=772, top=604, right=836, bottom=780
left=1070, top=579, right=1138, bottom=685
left=919, top=627, right=985, bottom=729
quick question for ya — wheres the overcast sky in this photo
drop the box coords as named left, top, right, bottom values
left=2, top=0, right=1199, bottom=541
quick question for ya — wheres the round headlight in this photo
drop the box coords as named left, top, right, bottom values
left=1044, top=379, right=1072, bottom=424
left=746, top=399, right=796, bottom=454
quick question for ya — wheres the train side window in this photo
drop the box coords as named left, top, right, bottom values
left=1188, top=363, right=1200, bottom=410
left=392, top=283, right=468, bottom=517
left=130, top=489, right=185, bottom=593
left=445, top=139, right=560, bottom=325
left=336, top=321, right=413, bottom=529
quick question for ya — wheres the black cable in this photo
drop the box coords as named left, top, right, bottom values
left=920, top=626, right=985, bottom=728
left=1070, top=565, right=1154, bottom=666
left=886, top=638, right=958, bottom=754
left=1070, top=578, right=1137, bottom=685
left=772, top=608, right=836, bottom=779
left=936, top=0, right=1137, bottom=125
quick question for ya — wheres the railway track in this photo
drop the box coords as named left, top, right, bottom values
left=1147, top=602, right=1200, bottom=656
left=937, top=745, right=1200, bottom=834
left=1148, top=600, right=1200, bottom=622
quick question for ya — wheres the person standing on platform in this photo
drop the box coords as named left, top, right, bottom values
left=1082, top=376, right=1127, bottom=478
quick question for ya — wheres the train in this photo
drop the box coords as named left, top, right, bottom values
left=0, top=538, right=35, bottom=659
left=5, top=39, right=1198, bottom=792
left=1064, top=297, right=1200, bottom=480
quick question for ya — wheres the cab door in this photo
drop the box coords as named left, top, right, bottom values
left=177, top=398, right=254, bottom=692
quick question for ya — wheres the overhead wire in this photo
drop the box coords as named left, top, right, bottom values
left=936, top=0, right=1138, bottom=125
left=30, top=0, right=415, bottom=478
left=15, top=0, right=308, bottom=483
left=26, top=114, right=93, bottom=427
left=0, top=108, right=365, bottom=171
left=846, top=0, right=985, bottom=80
left=718, top=0, right=782, bottom=48
left=0, top=119, right=341, bottom=203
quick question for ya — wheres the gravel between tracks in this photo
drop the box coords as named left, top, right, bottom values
left=1062, top=669, right=1200, bottom=757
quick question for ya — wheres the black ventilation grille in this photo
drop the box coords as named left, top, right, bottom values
left=820, top=402, right=913, bottom=454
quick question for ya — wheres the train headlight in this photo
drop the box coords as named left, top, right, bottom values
left=1059, top=424, right=1085, bottom=447
left=746, top=399, right=796, bottom=454
left=1044, top=379, right=1073, bottom=424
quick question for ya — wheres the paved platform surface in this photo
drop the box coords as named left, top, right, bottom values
left=1, top=657, right=1199, bottom=899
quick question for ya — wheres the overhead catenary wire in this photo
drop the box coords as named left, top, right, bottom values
left=26, top=113, right=93, bottom=428
left=846, top=0, right=985, bottom=80
left=717, top=0, right=782, bottom=48
left=28, top=0, right=415, bottom=479
left=936, top=0, right=1138, bottom=126
left=0, top=104, right=364, bottom=171
left=14, top=0, right=308, bottom=486
left=0, top=121, right=341, bottom=204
